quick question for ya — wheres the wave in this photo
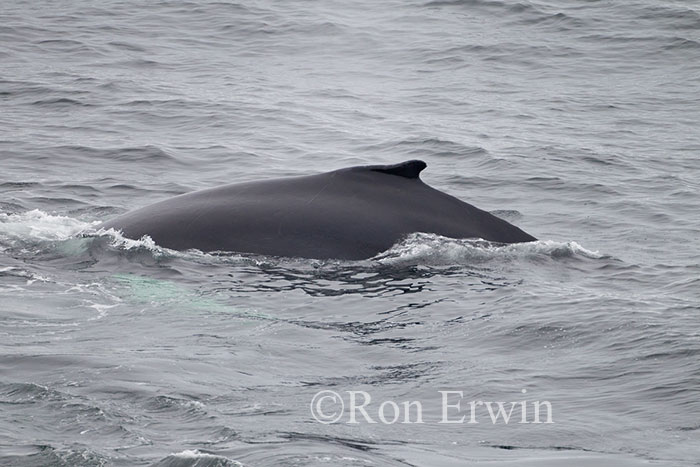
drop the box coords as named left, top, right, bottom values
left=423, top=0, right=586, bottom=30
left=359, top=137, right=488, bottom=159
left=152, top=449, right=243, bottom=467
left=0, top=445, right=109, bottom=467
left=52, top=144, right=181, bottom=163
left=0, top=210, right=97, bottom=244
left=375, top=233, right=603, bottom=265
left=0, top=382, right=64, bottom=405
left=30, top=97, right=94, bottom=107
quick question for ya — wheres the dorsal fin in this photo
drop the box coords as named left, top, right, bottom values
left=368, top=160, right=427, bottom=179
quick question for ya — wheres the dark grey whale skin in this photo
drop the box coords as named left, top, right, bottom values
left=99, top=160, right=536, bottom=260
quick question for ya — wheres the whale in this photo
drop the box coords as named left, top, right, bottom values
left=99, top=160, right=536, bottom=260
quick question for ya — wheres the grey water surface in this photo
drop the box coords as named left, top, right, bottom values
left=1, top=0, right=699, bottom=466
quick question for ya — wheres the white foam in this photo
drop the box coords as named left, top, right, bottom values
left=94, top=227, right=162, bottom=251
left=375, top=233, right=604, bottom=265
left=91, top=228, right=256, bottom=264
left=0, top=265, right=51, bottom=287
left=168, top=449, right=243, bottom=466
left=0, top=210, right=178, bottom=259
left=87, top=303, right=119, bottom=320
left=171, top=449, right=216, bottom=458
left=0, top=209, right=98, bottom=242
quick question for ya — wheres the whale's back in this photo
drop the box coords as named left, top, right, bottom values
left=100, top=160, right=536, bottom=259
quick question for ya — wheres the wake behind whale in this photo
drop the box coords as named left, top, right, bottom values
left=99, top=160, right=536, bottom=260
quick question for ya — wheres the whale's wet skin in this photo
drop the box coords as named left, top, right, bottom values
left=2, top=0, right=700, bottom=466
left=100, top=160, right=536, bottom=259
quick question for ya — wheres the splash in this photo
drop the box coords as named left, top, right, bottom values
left=154, top=449, right=244, bottom=467
left=93, top=227, right=164, bottom=252
left=374, top=233, right=603, bottom=265
left=0, top=209, right=97, bottom=243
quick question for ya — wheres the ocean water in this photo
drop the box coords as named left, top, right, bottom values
left=1, top=0, right=699, bottom=465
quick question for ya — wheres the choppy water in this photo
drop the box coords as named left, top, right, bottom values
left=1, top=0, right=699, bottom=466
